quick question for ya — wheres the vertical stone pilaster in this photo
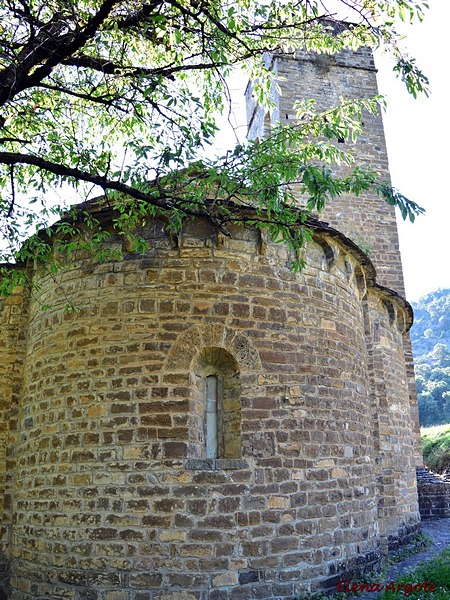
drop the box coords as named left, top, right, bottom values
left=404, top=334, right=423, bottom=467
left=0, top=278, right=28, bottom=598
left=366, top=290, right=420, bottom=552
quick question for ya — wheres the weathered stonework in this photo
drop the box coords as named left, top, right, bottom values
left=0, top=45, right=422, bottom=600
left=246, top=44, right=422, bottom=466
left=416, top=468, right=450, bottom=520
left=0, top=213, right=420, bottom=599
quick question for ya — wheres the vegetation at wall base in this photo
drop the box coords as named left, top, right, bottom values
left=379, top=547, right=450, bottom=599
left=421, top=423, right=450, bottom=474
left=386, top=532, right=433, bottom=566
left=296, top=546, right=450, bottom=599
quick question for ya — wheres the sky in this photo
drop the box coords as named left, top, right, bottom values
left=376, top=0, right=450, bottom=302
left=5, top=1, right=446, bottom=303
left=219, top=0, right=449, bottom=303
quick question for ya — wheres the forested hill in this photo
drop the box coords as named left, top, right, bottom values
left=411, top=289, right=450, bottom=356
left=411, top=288, right=450, bottom=426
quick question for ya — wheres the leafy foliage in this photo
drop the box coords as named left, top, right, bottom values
left=0, top=0, right=428, bottom=283
left=421, top=423, right=450, bottom=474
left=411, top=289, right=450, bottom=426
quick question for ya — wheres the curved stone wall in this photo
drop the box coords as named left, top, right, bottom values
left=2, top=218, right=420, bottom=599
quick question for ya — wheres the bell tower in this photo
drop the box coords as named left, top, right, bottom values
left=246, top=46, right=406, bottom=296
left=246, top=45, right=423, bottom=466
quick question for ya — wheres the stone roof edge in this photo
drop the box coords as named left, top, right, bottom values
left=372, top=282, right=414, bottom=331
left=308, top=218, right=376, bottom=278
left=308, top=218, right=414, bottom=331
left=0, top=200, right=414, bottom=330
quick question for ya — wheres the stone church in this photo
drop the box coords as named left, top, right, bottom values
left=0, top=44, right=422, bottom=599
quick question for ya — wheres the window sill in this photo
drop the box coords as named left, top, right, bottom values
left=184, top=458, right=249, bottom=471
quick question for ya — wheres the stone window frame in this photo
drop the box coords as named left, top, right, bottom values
left=186, top=347, right=244, bottom=469
left=185, top=458, right=249, bottom=471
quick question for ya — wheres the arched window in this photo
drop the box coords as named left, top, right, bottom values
left=195, top=348, right=241, bottom=459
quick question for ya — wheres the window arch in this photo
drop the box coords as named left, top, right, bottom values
left=381, top=298, right=395, bottom=325
left=195, top=348, right=242, bottom=459
left=312, top=235, right=336, bottom=270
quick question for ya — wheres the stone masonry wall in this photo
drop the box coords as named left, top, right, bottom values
left=247, top=48, right=402, bottom=294
left=1, top=218, right=420, bottom=599
left=245, top=46, right=423, bottom=468
left=364, top=290, right=420, bottom=553
left=0, top=280, right=28, bottom=598
left=416, top=468, right=450, bottom=520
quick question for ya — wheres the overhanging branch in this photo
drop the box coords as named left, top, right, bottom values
left=0, top=150, right=171, bottom=210
left=0, top=151, right=229, bottom=230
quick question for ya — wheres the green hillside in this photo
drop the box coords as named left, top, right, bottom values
left=411, top=289, right=450, bottom=426
left=421, top=424, right=450, bottom=474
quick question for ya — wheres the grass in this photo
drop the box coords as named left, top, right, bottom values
left=386, top=533, right=432, bottom=566
left=296, top=538, right=448, bottom=600
left=421, top=423, right=450, bottom=474
left=379, top=547, right=450, bottom=599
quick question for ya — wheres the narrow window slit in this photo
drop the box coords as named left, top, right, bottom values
left=205, top=374, right=218, bottom=458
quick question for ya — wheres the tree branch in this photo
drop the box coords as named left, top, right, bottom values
left=0, top=150, right=164, bottom=206
left=0, top=0, right=123, bottom=106
left=0, top=137, right=31, bottom=144
left=37, top=82, right=122, bottom=108
left=112, top=0, right=163, bottom=29
left=0, top=151, right=221, bottom=224
left=8, top=165, right=15, bottom=217
left=62, top=52, right=243, bottom=79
